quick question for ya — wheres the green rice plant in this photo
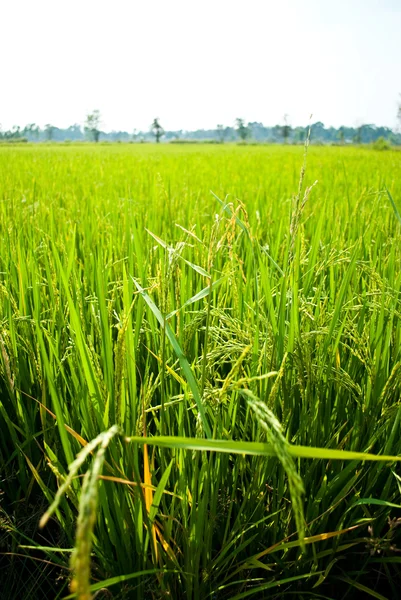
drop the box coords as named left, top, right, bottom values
left=33, top=421, right=401, bottom=599
left=1, top=143, right=401, bottom=599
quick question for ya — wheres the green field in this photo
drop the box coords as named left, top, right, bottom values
left=2, top=143, right=401, bottom=599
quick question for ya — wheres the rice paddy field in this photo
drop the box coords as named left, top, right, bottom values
left=2, top=142, right=401, bottom=599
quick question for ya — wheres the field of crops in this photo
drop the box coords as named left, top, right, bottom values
left=1, top=143, right=401, bottom=599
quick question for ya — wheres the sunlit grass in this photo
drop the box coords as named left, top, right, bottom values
left=1, top=143, right=401, bottom=599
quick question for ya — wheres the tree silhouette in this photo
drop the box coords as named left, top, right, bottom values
left=151, top=118, right=164, bottom=143
left=84, top=110, right=101, bottom=142
left=22, top=123, right=39, bottom=141
left=45, top=124, right=55, bottom=141
left=235, top=118, right=249, bottom=141
left=353, top=125, right=362, bottom=144
left=216, top=124, right=226, bottom=143
left=281, top=114, right=291, bottom=143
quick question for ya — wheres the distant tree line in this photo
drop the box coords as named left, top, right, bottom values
left=1, top=109, right=401, bottom=145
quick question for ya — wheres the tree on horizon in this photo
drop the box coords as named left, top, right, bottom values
left=45, top=124, right=55, bottom=141
left=151, top=118, right=164, bottom=143
left=353, top=125, right=362, bottom=144
left=235, top=118, right=249, bottom=141
left=84, top=110, right=101, bottom=142
left=281, top=114, right=291, bottom=143
left=216, top=124, right=226, bottom=143
left=338, top=126, right=345, bottom=144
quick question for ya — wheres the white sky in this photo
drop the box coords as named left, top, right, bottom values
left=1, top=0, right=400, bottom=132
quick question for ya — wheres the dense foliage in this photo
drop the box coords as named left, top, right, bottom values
left=1, top=144, right=401, bottom=599
left=1, top=121, right=400, bottom=144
